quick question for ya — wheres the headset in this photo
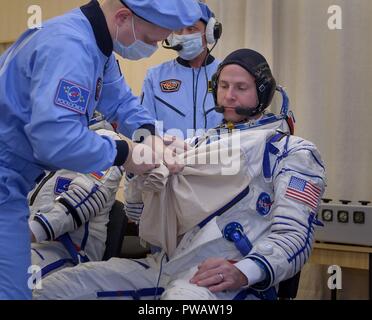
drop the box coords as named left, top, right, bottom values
left=205, top=16, right=223, bottom=45
left=211, top=60, right=276, bottom=118
left=192, top=86, right=295, bottom=149
left=214, top=86, right=295, bottom=135
left=162, top=9, right=222, bottom=51
left=162, top=39, right=183, bottom=51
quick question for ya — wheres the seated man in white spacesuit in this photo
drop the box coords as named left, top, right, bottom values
left=34, top=49, right=326, bottom=300
left=29, top=117, right=124, bottom=282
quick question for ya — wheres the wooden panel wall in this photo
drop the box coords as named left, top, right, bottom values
left=0, top=0, right=87, bottom=43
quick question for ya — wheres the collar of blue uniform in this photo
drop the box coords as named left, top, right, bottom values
left=81, top=0, right=113, bottom=57
left=176, top=54, right=215, bottom=68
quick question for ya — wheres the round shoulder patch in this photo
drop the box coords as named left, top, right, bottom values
left=256, top=192, right=273, bottom=216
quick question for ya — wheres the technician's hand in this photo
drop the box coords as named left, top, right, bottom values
left=163, top=134, right=191, bottom=153
left=163, top=134, right=191, bottom=174
left=123, top=141, right=160, bottom=175
left=190, top=258, right=248, bottom=293
left=163, top=145, right=185, bottom=174
left=144, top=135, right=185, bottom=174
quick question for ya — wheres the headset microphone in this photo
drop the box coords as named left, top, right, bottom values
left=214, top=106, right=225, bottom=113
left=161, top=39, right=183, bottom=52
left=235, top=106, right=260, bottom=117
left=214, top=105, right=259, bottom=117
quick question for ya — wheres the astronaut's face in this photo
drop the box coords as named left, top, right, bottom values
left=217, top=64, right=259, bottom=123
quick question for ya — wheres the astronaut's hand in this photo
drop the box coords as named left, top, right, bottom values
left=124, top=200, right=143, bottom=224
left=57, top=176, right=109, bottom=225
left=190, top=258, right=248, bottom=293
left=123, top=140, right=160, bottom=175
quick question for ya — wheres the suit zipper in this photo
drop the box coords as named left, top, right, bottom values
left=29, top=172, right=56, bottom=206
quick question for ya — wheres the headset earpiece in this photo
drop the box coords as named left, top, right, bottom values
left=211, top=71, right=220, bottom=105
left=205, top=17, right=222, bottom=45
left=252, top=62, right=276, bottom=112
left=213, top=21, right=223, bottom=42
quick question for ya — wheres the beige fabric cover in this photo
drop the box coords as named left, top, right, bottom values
left=137, top=129, right=275, bottom=255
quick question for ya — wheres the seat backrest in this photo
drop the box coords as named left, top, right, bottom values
left=102, top=200, right=128, bottom=261
left=277, top=271, right=301, bottom=300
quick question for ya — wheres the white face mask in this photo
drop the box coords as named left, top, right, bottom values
left=170, top=32, right=204, bottom=61
left=113, top=17, right=158, bottom=61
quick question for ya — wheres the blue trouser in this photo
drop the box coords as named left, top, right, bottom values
left=0, top=165, right=42, bottom=300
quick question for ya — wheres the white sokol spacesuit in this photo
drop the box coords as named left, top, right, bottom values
left=29, top=128, right=123, bottom=280
left=33, top=109, right=326, bottom=299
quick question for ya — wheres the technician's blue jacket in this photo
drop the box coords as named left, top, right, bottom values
left=141, top=56, right=223, bottom=139
left=0, top=0, right=155, bottom=299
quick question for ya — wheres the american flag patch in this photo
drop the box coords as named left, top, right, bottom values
left=285, top=176, right=321, bottom=211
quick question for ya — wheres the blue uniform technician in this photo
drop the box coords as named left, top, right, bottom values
left=141, top=2, right=223, bottom=139
left=0, top=0, right=201, bottom=299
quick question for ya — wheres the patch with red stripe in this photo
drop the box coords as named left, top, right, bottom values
left=285, top=176, right=321, bottom=211
left=90, top=170, right=106, bottom=181
left=160, top=79, right=181, bottom=92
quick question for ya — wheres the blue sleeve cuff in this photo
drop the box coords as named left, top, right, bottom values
left=132, top=124, right=156, bottom=143
left=114, top=140, right=129, bottom=166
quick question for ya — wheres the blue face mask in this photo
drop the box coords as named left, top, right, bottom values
left=113, top=17, right=158, bottom=61
left=170, top=32, right=204, bottom=61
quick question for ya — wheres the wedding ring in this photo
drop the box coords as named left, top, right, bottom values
left=217, top=273, right=224, bottom=282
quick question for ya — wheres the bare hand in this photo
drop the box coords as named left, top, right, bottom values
left=163, top=134, right=191, bottom=153
left=190, top=258, right=248, bottom=293
left=123, top=141, right=160, bottom=175
left=144, top=135, right=186, bottom=174
left=163, top=146, right=185, bottom=174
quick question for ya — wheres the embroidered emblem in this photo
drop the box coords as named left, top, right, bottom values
left=54, top=177, right=72, bottom=195
left=90, top=170, right=107, bottom=181
left=256, top=192, right=273, bottom=216
left=160, top=79, right=181, bottom=92
left=285, top=176, right=321, bottom=211
left=55, top=79, right=90, bottom=114
left=208, top=80, right=213, bottom=93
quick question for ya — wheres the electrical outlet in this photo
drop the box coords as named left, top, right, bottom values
left=353, top=211, right=365, bottom=224
left=321, top=209, right=333, bottom=222
left=337, top=210, right=349, bottom=223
